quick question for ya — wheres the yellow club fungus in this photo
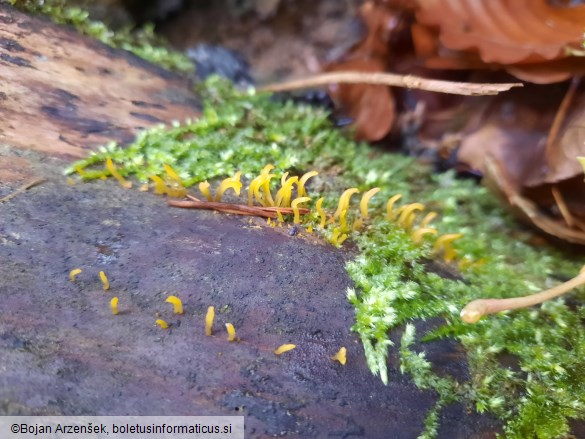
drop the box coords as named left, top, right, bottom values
left=74, top=165, right=87, bottom=177
left=149, top=175, right=167, bottom=195
left=386, top=194, right=403, bottom=220
left=397, top=203, right=425, bottom=228
left=199, top=181, right=213, bottom=201
left=225, top=323, right=237, bottom=342
left=330, top=227, right=348, bottom=246
left=214, top=172, right=242, bottom=202
left=274, top=344, right=296, bottom=355
left=275, top=175, right=299, bottom=207
left=316, top=197, right=327, bottom=229
left=248, top=175, right=264, bottom=206
left=297, top=171, right=318, bottom=198
left=261, top=164, right=275, bottom=175
left=105, top=158, right=132, bottom=189
left=340, top=209, right=348, bottom=232
left=352, top=218, right=363, bottom=232
left=360, top=188, right=380, bottom=220
left=110, top=297, right=119, bottom=315
left=331, top=347, right=347, bottom=365
left=250, top=173, right=276, bottom=206
left=291, top=197, right=311, bottom=224
left=461, top=265, right=585, bottom=324
left=420, top=212, right=438, bottom=228
left=411, top=227, right=438, bottom=244
left=276, top=211, right=285, bottom=223
left=163, top=163, right=183, bottom=184
left=261, top=174, right=276, bottom=206
left=205, top=306, right=215, bottom=336
left=155, top=319, right=169, bottom=329
left=307, top=225, right=313, bottom=233
left=165, top=295, right=184, bottom=314
left=69, top=268, right=82, bottom=282
left=433, top=233, right=463, bottom=262
left=99, top=271, right=110, bottom=291
left=332, top=188, right=359, bottom=222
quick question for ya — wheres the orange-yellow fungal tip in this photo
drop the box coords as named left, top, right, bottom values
left=397, top=203, right=425, bottom=228
left=250, top=173, right=276, bottom=207
left=291, top=196, right=311, bottom=224
left=340, top=209, right=348, bottom=232
left=198, top=181, right=212, bottom=201
left=99, top=271, right=109, bottom=291
left=248, top=176, right=263, bottom=206
left=386, top=194, right=403, bottom=220
left=205, top=306, right=215, bottom=336
left=155, top=319, right=169, bottom=329
left=275, top=176, right=299, bottom=207
left=260, top=174, right=276, bottom=206
left=330, top=227, right=347, bottom=246
left=69, top=268, right=82, bottom=282
left=261, top=164, right=275, bottom=175
left=332, top=188, right=359, bottom=221
left=352, top=218, right=363, bottom=232
left=74, top=165, right=87, bottom=177
left=105, top=158, right=132, bottom=189
left=298, top=171, right=318, bottom=197
left=331, top=347, right=347, bottom=365
left=274, top=344, right=296, bottom=355
left=165, top=295, right=184, bottom=314
left=215, top=172, right=243, bottom=202
left=149, top=175, right=167, bottom=195
left=307, top=225, right=313, bottom=234
left=433, top=233, right=463, bottom=263
left=110, top=297, right=119, bottom=315
left=337, top=233, right=348, bottom=245
left=316, top=197, right=327, bottom=229
left=360, top=188, right=380, bottom=220
left=276, top=211, right=285, bottom=223
left=225, top=323, right=237, bottom=342
left=420, top=212, right=437, bottom=228
left=163, top=164, right=183, bottom=184
left=411, top=227, right=438, bottom=244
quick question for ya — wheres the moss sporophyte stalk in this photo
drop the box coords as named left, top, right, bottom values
left=67, top=77, right=585, bottom=438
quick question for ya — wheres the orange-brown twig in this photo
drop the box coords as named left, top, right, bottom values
left=168, top=199, right=310, bottom=219
left=0, top=178, right=45, bottom=203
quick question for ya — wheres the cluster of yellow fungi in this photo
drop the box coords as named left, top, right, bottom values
left=69, top=268, right=119, bottom=315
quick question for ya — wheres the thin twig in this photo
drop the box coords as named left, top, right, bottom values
left=546, top=76, right=580, bottom=161
left=259, top=72, right=523, bottom=96
left=169, top=199, right=278, bottom=218
left=0, top=178, right=45, bottom=203
left=551, top=186, right=575, bottom=228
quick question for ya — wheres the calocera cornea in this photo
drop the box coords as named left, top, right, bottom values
left=165, top=295, right=184, bottom=314
left=149, top=175, right=167, bottom=195
left=461, top=265, right=585, bottom=323
left=99, top=271, right=110, bottom=291
left=214, top=172, right=242, bottom=202
left=331, top=188, right=359, bottom=223
left=331, top=347, right=347, bottom=365
left=105, top=158, right=132, bottom=189
left=69, top=268, right=82, bottom=282
left=275, top=175, right=299, bottom=207
left=274, top=344, right=296, bottom=355
left=155, top=319, right=169, bottom=329
left=316, top=197, right=326, bottom=229
left=225, top=323, right=237, bottom=342
left=205, top=306, right=215, bottom=336
left=359, top=188, right=380, bottom=221
left=110, top=297, right=119, bottom=315
left=291, top=197, right=311, bottom=224
left=411, top=227, right=437, bottom=244
left=297, top=171, right=318, bottom=198
left=386, top=194, right=402, bottom=220
left=198, top=181, right=213, bottom=201
left=433, top=233, right=463, bottom=262
left=397, top=203, right=425, bottom=229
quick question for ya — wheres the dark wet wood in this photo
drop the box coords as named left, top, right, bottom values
left=0, top=4, right=199, bottom=163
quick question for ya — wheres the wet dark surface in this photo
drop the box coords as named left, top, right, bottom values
left=0, top=152, right=502, bottom=438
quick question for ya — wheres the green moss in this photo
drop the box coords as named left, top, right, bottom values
left=8, top=0, right=194, bottom=73
left=68, top=77, right=585, bottom=438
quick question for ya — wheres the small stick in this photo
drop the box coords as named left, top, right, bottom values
left=169, top=199, right=279, bottom=218
left=460, top=266, right=585, bottom=323
left=0, top=178, right=45, bottom=203
left=259, top=72, right=523, bottom=96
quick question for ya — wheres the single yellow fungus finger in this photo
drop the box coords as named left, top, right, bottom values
left=360, top=188, right=380, bottom=220
left=331, top=347, right=347, bottom=365
left=225, top=323, right=237, bottom=342
left=411, top=227, right=438, bottom=244
left=332, top=188, right=359, bottom=221
left=214, top=172, right=242, bottom=202
left=433, top=233, right=463, bottom=263
left=316, top=197, right=326, bottom=229
left=261, top=164, right=275, bottom=175
left=340, top=209, right=348, bottom=232
left=461, top=267, right=585, bottom=324
left=397, top=203, right=425, bottom=228
left=69, top=268, right=82, bottom=282
left=403, top=212, right=419, bottom=230
left=205, top=306, right=215, bottom=336
left=337, top=233, right=348, bottom=245
left=149, top=175, right=167, bottom=195
left=386, top=194, right=403, bottom=220
left=275, top=176, right=299, bottom=207
left=260, top=174, right=276, bottom=206
left=199, top=181, right=213, bottom=201
left=298, top=171, right=318, bottom=198
left=420, top=212, right=437, bottom=228
left=248, top=175, right=264, bottom=206
left=163, top=164, right=183, bottom=184
left=291, top=197, right=311, bottom=224
left=105, top=158, right=132, bottom=189
left=99, top=271, right=109, bottom=291
left=155, top=319, right=169, bottom=329
left=307, top=225, right=313, bottom=234
left=280, top=172, right=289, bottom=188
left=352, top=218, right=363, bottom=232
left=165, top=295, right=184, bottom=315
left=74, top=166, right=87, bottom=177
left=110, top=297, right=119, bottom=315
left=274, top=344, right=296, bottom=355
left=276, top=211, right=285, bottom=223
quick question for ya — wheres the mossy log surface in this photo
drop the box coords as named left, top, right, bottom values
left=0, top=4, right=198, bottom=164
left=0, top=6, right=504, bottom=438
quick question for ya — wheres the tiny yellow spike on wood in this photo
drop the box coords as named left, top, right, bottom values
left=225, top=323, right=237, bottom=342
left=291, top=196, right=311, bottom=224
left=332, top=188, right=359, bottom=221
left=99, top=271, right=109, bottom=291
left=274, top=344, right=296, bottom=355
left=215, top=172, right=242, bottom=202
left=110, top=297, right=119, bottom=315
left=69, top=268, right=82, bottom=282
left=360, top=188, right=380, bottom=220
left=163, top=163, right=183, bottom=183
left=205, top=306, right=215, bottom=336
left=149, top=175, right=167, bottom=195
left=105, top=158, right=132, bottom=189
left=155, top=319, right=169, bottom=329
left=298, top=171, right=318, bottom=198
left=331, top=347, right=347, bottom=365
left=386, top=194, right=402, bottom=220
left=316, top=197, right=326, bottom=229
left=165, top=295, right=184, bottom=314
left=199, top=181, right=212, bottom=201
